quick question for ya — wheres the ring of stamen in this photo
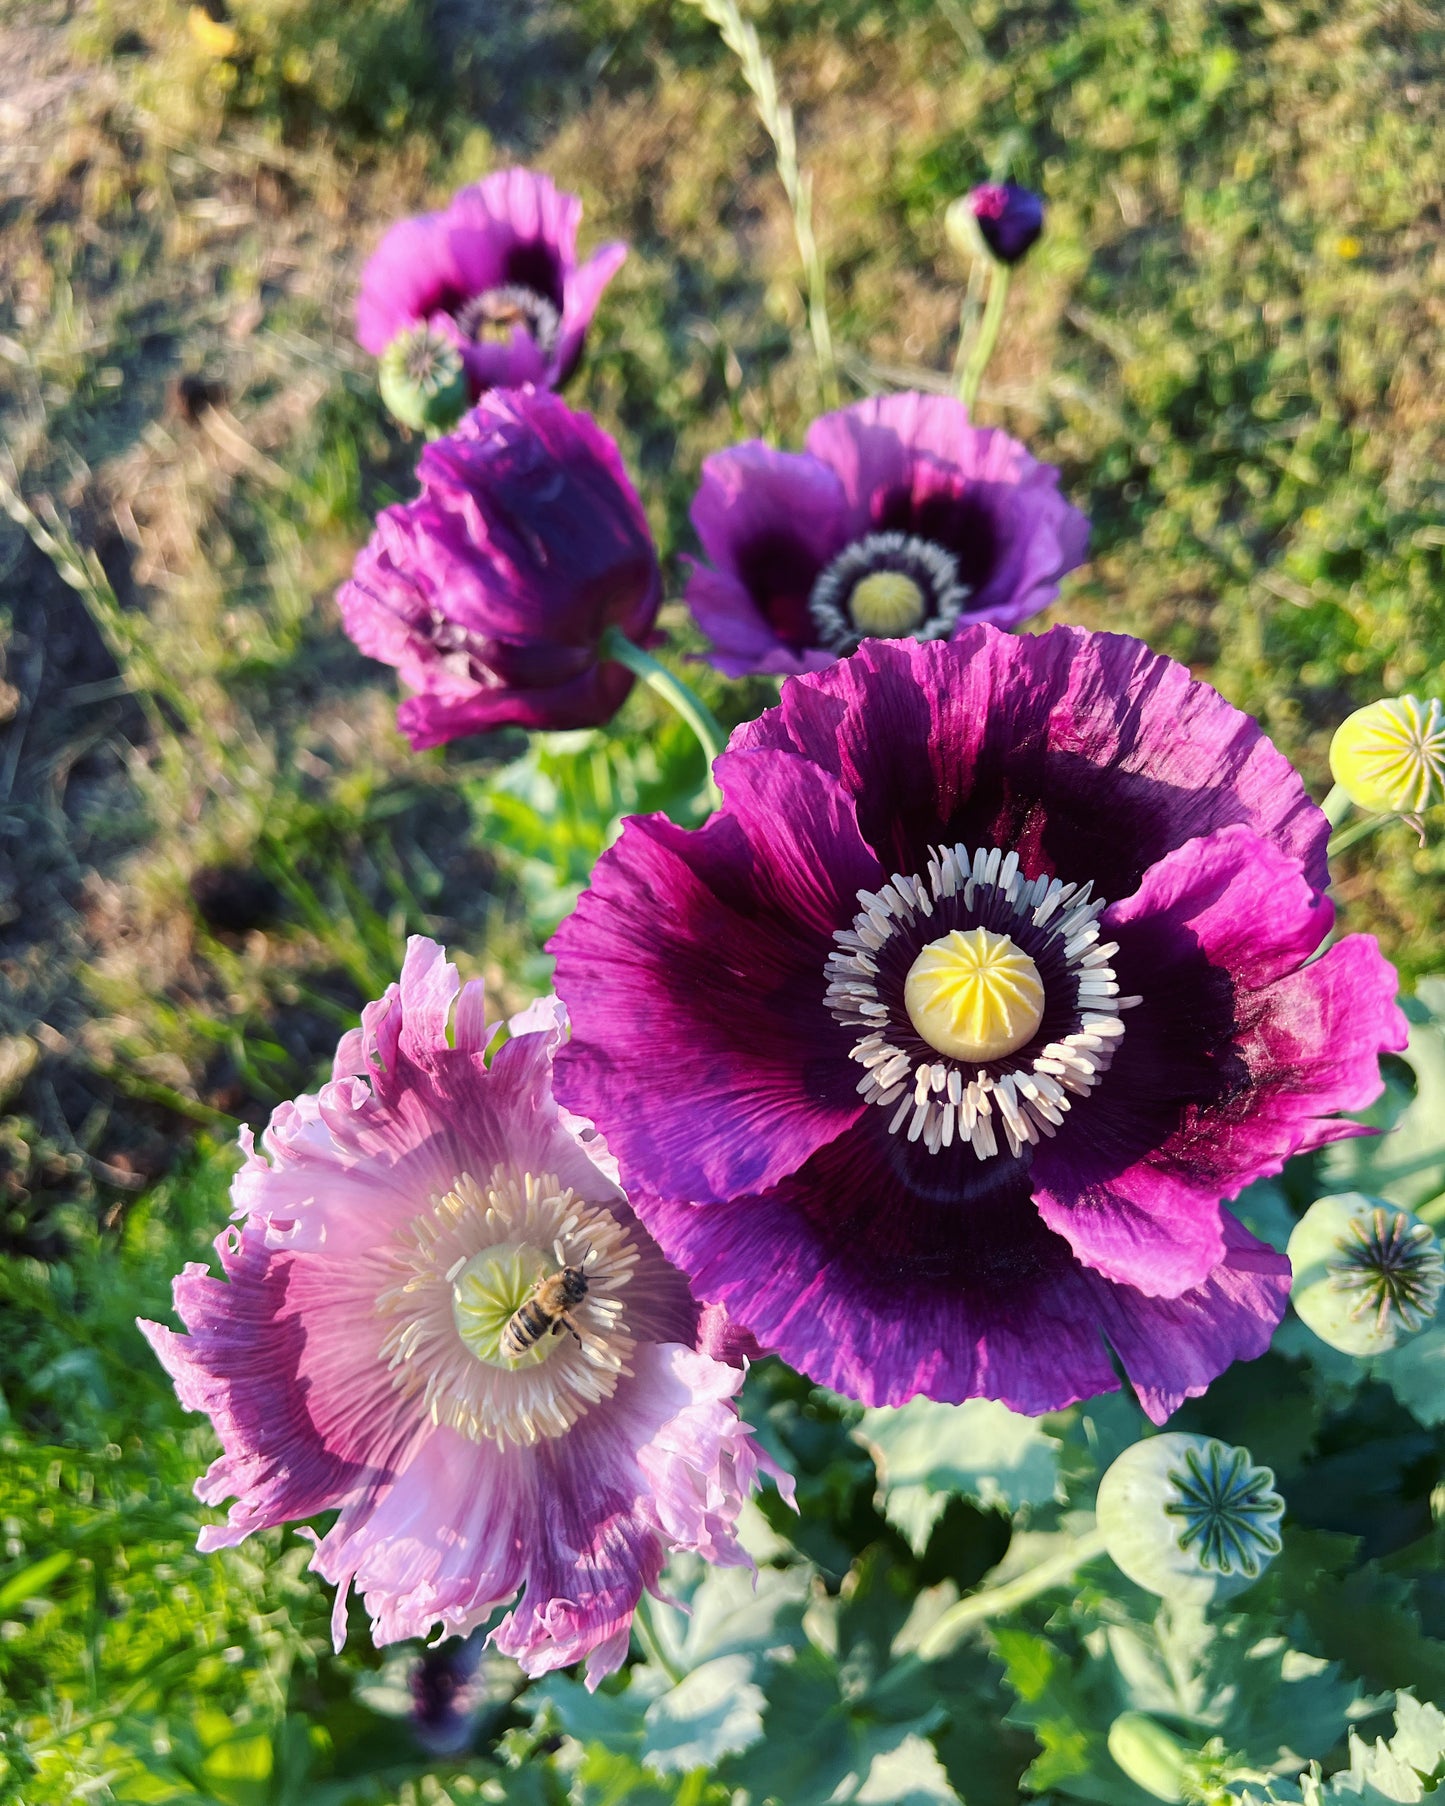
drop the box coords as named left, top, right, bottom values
left=453, top=283, right=562, bottom=356
left=807, top=531, right=971, bottom=654
left=378, top=1168, right=638, bottom=1447
left=824, top=842, right=1140, bottom=1159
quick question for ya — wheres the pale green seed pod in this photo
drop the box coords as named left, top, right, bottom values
left=1096, top=1434, right=1284, bottom=1606
left=1329, top=695, right=1445, bottom=817
left=1108, top=1712, right=1191, bottom=1803
left=378, top=324, right=469, bottom=435
left=1288, top=1192, right=1444, bottom=1357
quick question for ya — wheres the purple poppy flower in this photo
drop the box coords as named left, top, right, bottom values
left=685, top=392, right=1088, bottom=678
left=140, top=939, right=788, bottom=1686
left=338, top=389, right=662, bottom=745
left=550, top=628, right=1407, bottom=1422
left=356, top=167, right=627, bottom=397
left=969, top=182, right=1045, bottom=264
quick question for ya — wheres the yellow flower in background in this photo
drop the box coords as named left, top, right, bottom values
left=1329, top=695, right=1445, bottom=816
left=188, top=5, right=240, bottom=58
left=1335, top=235, right=1363, bottom=260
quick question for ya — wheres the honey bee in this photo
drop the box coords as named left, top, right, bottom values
left=500, top=1243, right=595, bottom=1362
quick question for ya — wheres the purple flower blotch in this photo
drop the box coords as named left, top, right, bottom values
left=338, top=389, right=662, bottom=746
left=356, top=167, right=626, bottom=397
left=141, top=939, right=788, bottom=1686
left=684, top=391, right=1088, bottom=678
left=551, top=628, right=1408, bottom=1423
left=969, top=182, right=1045, bottom=264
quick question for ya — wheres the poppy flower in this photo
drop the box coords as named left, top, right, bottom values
left=356, top=167, right=626, bottom=397
left=141, top=939, right=785, bottom=1684
left=338, top=389, right=662, bottom=745
left=550, top=628, right=1406, bottom=1421
left=684, top=392, right=1088, bottom=677
left=968, top=182, right=1046, bottom=264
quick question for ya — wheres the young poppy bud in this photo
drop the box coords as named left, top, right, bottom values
left=1107, top=1713, right=1191, bottom=1803
left=378, top=324, right=469, bottom=436
left=962, top=182, right=1046, bottom=265
left=1329, top=695, right=1445, bottom=817
left=1096, top=1433, right=1284, bottom=1605
left=1289, top=1191, right=1444, bottom=1356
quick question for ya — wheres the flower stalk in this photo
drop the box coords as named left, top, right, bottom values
left=916, top=1526, right=1109, bottom=1660
left=958, top=260, right=1011, bottom=411
left=599, top=624, right=726, bottom=806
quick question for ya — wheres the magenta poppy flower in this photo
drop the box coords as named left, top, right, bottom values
left=684, top=392, right=1089, bottom=678
left=356, top=167, right=626, bottom=397
left=338, top=389, right=662, bottom=746
left=969, top=182, right=1045, bottom=264
left=140, top=939, right=786, bottom=1685
left=551, top=628, right=1407, bottom=1422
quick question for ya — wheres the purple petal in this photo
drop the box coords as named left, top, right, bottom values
left=552, top=750, right=885, bottom=1204
left=356, top=211, right=463, bottom=355
left=633, top=1123, right=1287, bottom=1419
left=555, top=240, right=629, bottom=384
left=686, top=441, right=852, bottom=664
left=733, top=629, right=1331, bottom=899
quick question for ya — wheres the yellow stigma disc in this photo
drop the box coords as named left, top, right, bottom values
left=849, top=571, right=927, bottom=638
left=904, top=926, right=1046, bottom=1063
left=1329, top=696, right=1445, bottom=816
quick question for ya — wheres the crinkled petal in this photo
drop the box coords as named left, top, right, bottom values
left=138, top=1225, right=403, bottom=1550
left=311, top=1344, right=763, bottom=1684
left=552, top=751, right=884, bottom=1204
left=633, top=1124, right=1287, bottom=1420
left=733, top=629, right=1331, bottom=898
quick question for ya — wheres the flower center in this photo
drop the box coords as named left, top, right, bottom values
left=379, top=1168, right=638, bottom=1447
left=452, top=283, right=561, bottom=356
left=807, top=531, right=971, bottom=654
left=904, top=927, right=1045, bottom=1062
left=1164, top=1441, right=1284, bottom=1578
left=850, top=571, right=927, bottom=638
left=825, top=842, right=1139, bottom=1158
left=451, top=1241, right=561, bottom=1370
left=1327, top=1205, right=1445, bottom=1334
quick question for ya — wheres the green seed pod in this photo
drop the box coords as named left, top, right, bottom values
left=1288, top=1192, right=1444, bottom=1357
left=378, top=324, right=469, bottom=435
left=1328, top=695, right=1445, bottom=817
left=1096, top=1434, right=1284, bottom=1606
left=1107, top=1712, right=1191, bottom=1803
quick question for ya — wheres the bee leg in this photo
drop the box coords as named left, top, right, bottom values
left=557, top=1311, right=584, bottom=1346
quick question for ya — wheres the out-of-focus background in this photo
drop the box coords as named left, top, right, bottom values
left=0, top=1, right=1441, bottom=1799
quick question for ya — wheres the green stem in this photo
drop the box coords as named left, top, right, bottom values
left=632, top=1592, right=685, bottom=1685
left=1320, top=782, right=1354, bottom=831
left=958, top=259, right=1011, bottom=411
left=1327, top=813, right=1389, bottom=859
left=599, top=625, right=726, bottom=806
left=916, top=1526, right=1109, bottom=1661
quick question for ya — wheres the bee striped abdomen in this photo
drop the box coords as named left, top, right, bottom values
left=500, top=1264, right=590, bottom=1362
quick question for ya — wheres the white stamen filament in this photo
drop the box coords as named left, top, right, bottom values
left=824, top=840, right=1137, bottom=1160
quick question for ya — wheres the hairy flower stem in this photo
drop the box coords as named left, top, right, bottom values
left=917, top=1526, right=1109, bottom=1661
left=631, top=1591, right=686, bottom=1684
left=599, top=625, right=726, bottom=807
left=681, top=0, right=838, bottom=407
left=958, top=260, right=1011, bottom=411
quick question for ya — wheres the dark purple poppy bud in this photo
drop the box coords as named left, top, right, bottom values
left=968, top=182, right=1045, bottom=265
